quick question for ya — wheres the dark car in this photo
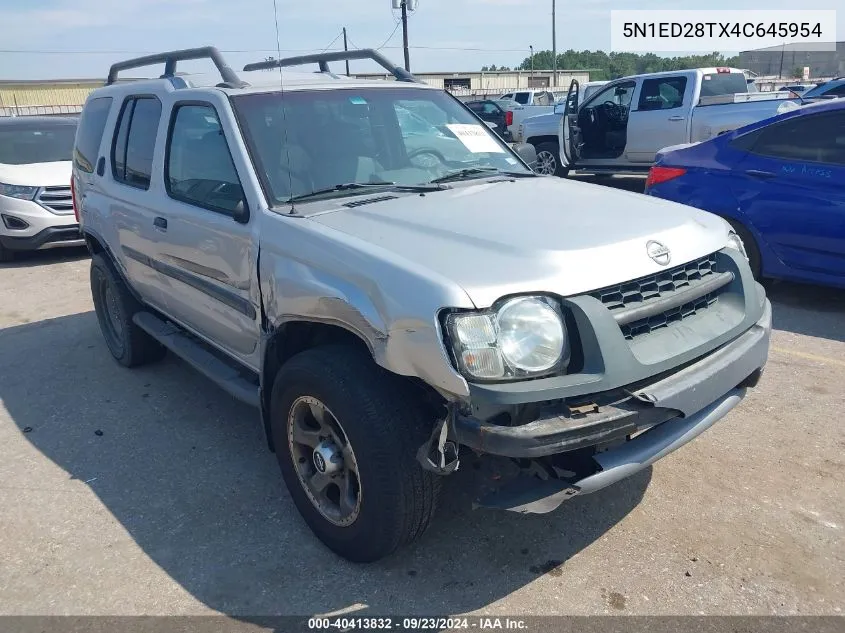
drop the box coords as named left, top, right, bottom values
left=465, top=99, right=513, bottom=142
left=645, top=99, right=845, bottom=289
left=801, top=79, right=845, bottom=101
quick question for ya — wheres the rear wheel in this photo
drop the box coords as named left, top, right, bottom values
left=534, top=142, right=568, bottom=177
left=270, top=345, right=441, bottom=562
left=726, top=220, right=762, bottom=280
left=90, top=254, right=166, bottom=367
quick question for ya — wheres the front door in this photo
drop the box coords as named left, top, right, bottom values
left=153, top=97, right=261, bottom=362
left=733, top=109, right=845, bottom=280
left=626, top=75, right=691, bottom=163
left=560, top=79, right=581, bottom=169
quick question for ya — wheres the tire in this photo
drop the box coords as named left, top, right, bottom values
left=270, top=345, right=441, bottom=562
left=726, top=219, right=762, bottom=280
left=534, top=142, right=568, bottom=177
left=90, top=253, right=166, bottom=367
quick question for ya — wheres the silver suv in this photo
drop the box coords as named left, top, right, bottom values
left=0, top=116, right=82, bottom=261
left=74, top=47, right=772, bottom=562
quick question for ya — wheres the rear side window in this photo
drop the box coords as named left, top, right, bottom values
left=165, top=103, right=244, bottom=215
left=514, top=92, right=530, bottom=105
left=111, top=96, right=162, bottom=190
left=734, top=111, right=845, bottom=166
left=74, top=97, right=112, bottom=173
left=638, top=77, right=687, bottom=111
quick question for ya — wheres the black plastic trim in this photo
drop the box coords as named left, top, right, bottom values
left=122, top=245, right=256, bottom=319
left=0, top=225, right=82, bottom=251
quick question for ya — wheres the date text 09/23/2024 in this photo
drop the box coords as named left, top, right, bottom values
left=308, top=617, right=528, bottom=630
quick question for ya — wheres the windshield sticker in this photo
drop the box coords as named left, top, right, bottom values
left=349, top=96, right=367, bottom=105
left=445, top=124, right=506, bottom=153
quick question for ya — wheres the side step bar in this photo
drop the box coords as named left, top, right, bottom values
left=133, top=311, right=260, bottom=408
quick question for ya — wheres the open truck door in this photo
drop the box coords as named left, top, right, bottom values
left=559, top=78, right=581, bottom=171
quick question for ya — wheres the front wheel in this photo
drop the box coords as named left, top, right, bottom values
left=534, top=142, right=568, bottom=177
left=270, top=345, right=441, bottom=562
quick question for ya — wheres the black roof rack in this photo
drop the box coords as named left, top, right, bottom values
left=106, top=46, right=248, bottom=88
left=242, top=49, right=423, bottom=83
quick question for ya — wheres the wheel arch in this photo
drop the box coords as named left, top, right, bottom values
left=527, top=135, right=559, bottom=147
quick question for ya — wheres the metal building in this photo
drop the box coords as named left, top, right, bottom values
left=739, top=42, right=844, bottom=79
left=352, top=69, right=592, bottom=97
left=0, top=79, right=106, bottom=116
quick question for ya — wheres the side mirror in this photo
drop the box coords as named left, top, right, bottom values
left=513, top=142, right=537, bottom=167
left=233, top=198, right=250, bottom=224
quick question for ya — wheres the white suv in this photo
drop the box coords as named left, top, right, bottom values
left=0, top=116, right=83, bottom=262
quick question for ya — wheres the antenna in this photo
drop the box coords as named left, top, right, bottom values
left=270, top=0, right=296, bottom=213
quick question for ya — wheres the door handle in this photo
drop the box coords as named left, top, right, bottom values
left=668, top=116, right=686, bottom=121
left=96, top=157, right=105, bottom=176
left=153, top=217, right=168, bottom=230
left=745, top=169, right=776, bottom=179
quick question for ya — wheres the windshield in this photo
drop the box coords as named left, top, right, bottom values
left=232, top=87, right=529, bottom=204
left=802, top=81, right=844, bottom=98
left=0, top=121, right=77, bottom=165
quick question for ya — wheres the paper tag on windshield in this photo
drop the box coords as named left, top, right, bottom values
left=445, top=124, right=505, bottom=153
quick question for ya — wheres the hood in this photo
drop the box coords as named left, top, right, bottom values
left=0, top=161, right=72, bottom=187
left=309, top=177, right=732, bottom=308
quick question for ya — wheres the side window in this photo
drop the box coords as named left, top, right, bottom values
left=514, top=93, right=530, bottom=105
left=482, top=103, right=499, bottom=114
left=827, top=84, right=845, bottom=97
left=744, top=111, right=845, bottom=166
left=166, top=104, right=244, bottom=214
left=74, top=96, right=112, bottom=173
left=590, top=82, right=636, bottom=108
left=501, top=93, right=513, bottom=100
left=467, top=102, right=483, bottom=113
left=111, top=96, right=162, bottom=189
left=638, top=77, right=687, bottom=111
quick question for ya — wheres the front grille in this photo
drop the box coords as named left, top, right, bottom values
left=36, top=186, right=74, bottom=215
left=591, top=253, right=723, bottom=340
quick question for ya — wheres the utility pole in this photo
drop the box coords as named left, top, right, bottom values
left=343, top=27, right=350, bottom=76
left=401, top=1, right=411, bottom=72
left=530, top=45, right=534, bottom=80
left=778, top=42, right=786, bottom=79
left=551, top=0, right=557, bottom=87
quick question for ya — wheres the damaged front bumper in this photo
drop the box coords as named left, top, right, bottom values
left=458, top=299, right=772, bottom=514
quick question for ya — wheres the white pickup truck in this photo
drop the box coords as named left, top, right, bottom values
left=544, top=67, right=801, bottom=177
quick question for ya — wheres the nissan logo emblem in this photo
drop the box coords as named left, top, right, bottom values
left=647, top=240, right=671, bottom=266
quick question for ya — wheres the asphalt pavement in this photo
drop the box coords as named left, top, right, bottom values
left=1, top=179, right=843, bottom=617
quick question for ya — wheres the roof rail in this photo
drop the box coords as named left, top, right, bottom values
left=106, top=46, right=248, bottom=88
left=242, top=49, right=423, bottom=83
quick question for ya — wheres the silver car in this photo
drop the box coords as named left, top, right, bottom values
left=0, top=116, right=82, bottom=262
left=74, top=47, right=771, bottom=562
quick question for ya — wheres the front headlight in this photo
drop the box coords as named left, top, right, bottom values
left=445, top=296, right=569, bottom=381
left=727, top=230, right=749, bottom=261
left=0, top=183, right=38, bottom=200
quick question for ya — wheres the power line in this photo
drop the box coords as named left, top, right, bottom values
left=376, top=21, right=402, bottom=50
left=0, top=45, right=539, bottom=54
left=320, top=31, right=344, bottom=53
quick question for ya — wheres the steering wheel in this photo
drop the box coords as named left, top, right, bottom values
left=602, top=101, right=625, bottom=123
left=408, top=148, right=449, bottom=170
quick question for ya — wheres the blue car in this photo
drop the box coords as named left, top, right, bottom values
left=645, top=99, right=845, bottom=289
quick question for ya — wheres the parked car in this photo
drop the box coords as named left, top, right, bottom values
left=465, top=99, right=513, bottom=141
left=778, top=84, right=817, bottom=95
left=645, top=99, right=845, bottom=289
left=0, top=116, right=83, bottom=261
left=75, top=47, right=771, bottom=562
left=800, top=79, right=845, bottom=101
left=512, top=81, right=609, bottom=176
left=498, top=88, right=555, bottom=106
left=558, top=67, right=801, bottom=178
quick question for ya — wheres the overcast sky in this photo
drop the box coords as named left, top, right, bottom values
left=0, top=0, right=841, bottom=80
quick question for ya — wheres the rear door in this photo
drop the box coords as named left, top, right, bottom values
left=153, top=96, right=260, bottom=360
left=626, top=75, right=692, bottom=163
left=103, top=95, right=169, bottom=309
left=733, top=109, right=845, bottom=278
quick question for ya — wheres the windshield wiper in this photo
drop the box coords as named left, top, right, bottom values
left=286, top=181, right=445, bottom=203
left=430, top=167, right=536, bottom=184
